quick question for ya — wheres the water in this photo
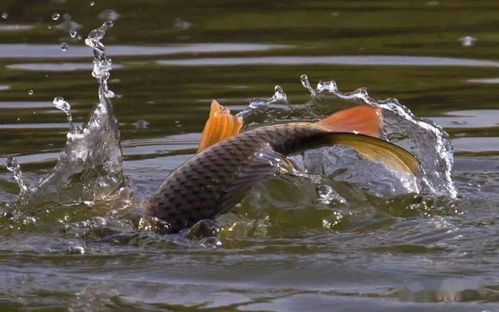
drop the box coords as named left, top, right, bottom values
left=1, top=1, right=499, bottom=311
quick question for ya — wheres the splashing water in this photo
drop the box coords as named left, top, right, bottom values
left=310, top=76, right=456, bottom=197
left=3, top=24, right=456, bottom=239
left=238, top=75, right=457, bottom=198
left=8, top=21, right=125, bottom=208
left=5, top=157, right=29, bottom=197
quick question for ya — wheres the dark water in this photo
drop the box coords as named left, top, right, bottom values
left=1, top=1, right=499, bottom=311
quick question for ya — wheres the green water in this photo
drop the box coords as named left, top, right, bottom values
left=0, top=0, right=498, bottom=311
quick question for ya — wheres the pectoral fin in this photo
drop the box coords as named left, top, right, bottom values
left=327, top=133, right=420, bottom=175
left=197, top=100, right=244, bottom=153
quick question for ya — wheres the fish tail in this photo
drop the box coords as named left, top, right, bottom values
left=323, top=132, right=420, bottom=175
left=197, top=100, right=244, bottom=153
left=315, top=105, right=382, bottom=138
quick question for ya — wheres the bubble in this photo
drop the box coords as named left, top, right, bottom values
left=27, top=89, right=34, bottom=95
left=52, top=13, right=60, bottom=21
left=70, top=30, right=78, bottom=38
left=1, top=12, right=8, bottom=19
left=90, top=1, right=95, bottom=6
left=60, top=42, right=69, bottom=51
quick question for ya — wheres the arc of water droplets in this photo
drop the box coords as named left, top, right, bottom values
left=299, top=74, right=457, bottom=198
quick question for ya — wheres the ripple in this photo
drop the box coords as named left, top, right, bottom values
left=0, top=24, right=33, bottom=31
left=467, top=77, right=499, bottom=84
left=453, top=137, right=499, bottom=152
left=158, top=55, right=499, bottom=67
left=0, top=122, right=81, bottom=129
left=0, top=43, right=287, bottom=59
left=0, top=152, right=60, bottom=165
left=430, top=110, right=499, bottom=128
left=0, top=101, right=54, bottom=108
left=7, top=63, right=123, bottom=71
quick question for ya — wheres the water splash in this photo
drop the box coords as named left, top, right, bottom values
left=238, top=75, right=456, bottom=198
left=311, top=76, right=456, bottom=197
left=5, top=157, right=29, bottom=197
left=17, top=21, right=125, bottom=206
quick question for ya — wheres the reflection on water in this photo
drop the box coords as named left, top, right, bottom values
left=431, top=110, right=499, bottom=128
left=159, top=55, right=499, bottom=67
left=7, top=62, right=124, bottom=71
left=0, top=0, right=499, bottom=310
left=0, top=43, right=286, bottom=58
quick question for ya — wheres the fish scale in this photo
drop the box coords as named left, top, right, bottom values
left=147, top=124, right=326, bottom=233
left=147, top=106, right=419, bottom=234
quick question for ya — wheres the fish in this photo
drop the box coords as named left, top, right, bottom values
left=147, top=100, right=419, bottom=233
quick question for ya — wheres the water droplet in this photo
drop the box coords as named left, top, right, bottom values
left=459, top=35, right=477, bottom=47
left=53, top=96, right=70, bottom=114
left=53, top=96, right=74, bottom=130
left=54, top=13, right=82, bottom=35
left=60, top=42, right=69, bottom=51
left=27, top=89, right=34, bottom=95
left=1, top=12, right=8, bottom=19
left=300, top=74, right=316, bottom=96
left=270, top=85, right=288, bottom=103
left=52, top=13, right=60, bottom=21
left=134, top=120, right=149, bottom=129
left=174, top=18, right=192, bottom=30
left=6, top=157, right=29, bottom=195
left=317, top=80, right=338, bottom=94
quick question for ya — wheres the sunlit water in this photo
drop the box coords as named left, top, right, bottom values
left=0, top=1, right=498, bottom=311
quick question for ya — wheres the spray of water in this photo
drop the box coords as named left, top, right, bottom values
left=309, top=75, right=456, bottom=197
left=238, top=75, right=457, bottom=198
left=2, top=22, right=456, bottom=239
left=6, top=21, right=124, bottom=207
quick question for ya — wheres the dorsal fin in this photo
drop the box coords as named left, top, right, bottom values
left=197, top=100, right=244, bottom=153
left=316, top=105, right=382, bottom=138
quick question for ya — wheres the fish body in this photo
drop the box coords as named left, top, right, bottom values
left=147, top=102, right=419, bottom=233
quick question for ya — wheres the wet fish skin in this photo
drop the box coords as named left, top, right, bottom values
left=147, top=123, right=326, bottom=234
left=147, top=103, right=419, bottom=234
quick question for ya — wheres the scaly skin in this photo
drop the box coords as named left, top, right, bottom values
left=147, top=123, right=327, bottom=233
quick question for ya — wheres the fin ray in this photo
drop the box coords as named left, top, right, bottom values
left=316, top=105, right=382, bottom=138
left=326, top=133, right=420, bottom=175
left=197, top=100, right=243, bottom=153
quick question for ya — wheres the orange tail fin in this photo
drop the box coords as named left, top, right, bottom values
left=197, top=100, right=244, bottom=153
left=316, top=105, right=382, bottom=138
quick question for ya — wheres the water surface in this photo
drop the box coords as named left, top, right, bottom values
left=0, top=1, right=498, bottom=311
